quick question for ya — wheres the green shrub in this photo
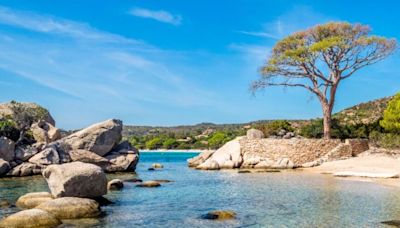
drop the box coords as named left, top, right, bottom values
left=208, top=131, right=231, bottom=149
left=255, top=120, right=293, bottom=137
left=369, top=131, right=400, bottom=149
left=0, top=119, right=20, bottom=141
left=145, top=137, right=163, bottom=150
left=162, top=138, right=178, bottom=149
left=380, top=93, right=400, bottom=133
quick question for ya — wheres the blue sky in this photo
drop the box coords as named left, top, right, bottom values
left=0, top=0, right=399, bottom=129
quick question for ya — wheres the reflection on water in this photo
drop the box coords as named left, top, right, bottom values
left=1, top=152, right=400, bottom=227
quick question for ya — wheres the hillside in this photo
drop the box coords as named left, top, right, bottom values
left=124, top=96, right=391, bottom=138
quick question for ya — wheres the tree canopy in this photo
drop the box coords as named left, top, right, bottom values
left=380, top=93, right=400, bottom=133
left=252, top=22, right=397, bottom=139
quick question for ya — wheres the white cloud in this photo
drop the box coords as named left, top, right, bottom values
left=129, top=8, right=182, bottom=26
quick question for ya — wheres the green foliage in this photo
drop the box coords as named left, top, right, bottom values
left=255, top=120, right=293, bottom=137
left=369, top=131, right=400, bottom=149
left=299, top=119, right=383, bottom=139
left=0, top=119, right=20, bottom=141
left=162, top=138, right=178, bottom=149
left=208, top=131, right=232, bottom=149
left=380, top=93, right=400, bottom=133
left=145, top=137, right=163, bottom=150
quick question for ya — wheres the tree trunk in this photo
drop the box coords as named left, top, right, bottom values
left=323, top=110, right=332, bottom=139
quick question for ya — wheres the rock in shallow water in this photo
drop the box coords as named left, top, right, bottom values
left=0, top=208, right=61, bottom=228
left=16, top=192, right=54, bottom=209
left=108, top=179, right=124, bottom=190
left=36, top=197, right=101, bottom=220
left=0, top=159, right=10, bottom=176
left=152, top=163, right=163, bottom=169
left=201, top=210, right=236, bottom=220
left=136, top=181, right=161, bottom=188
left=42, top=161, right=107, bottom=198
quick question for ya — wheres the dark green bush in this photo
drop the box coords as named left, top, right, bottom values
left=255, top=120, right=294, bottom=137
left=0, top=119, right=20, bottom=141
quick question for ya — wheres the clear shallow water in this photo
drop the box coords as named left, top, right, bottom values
left=1, top=152, right=400, bottom=227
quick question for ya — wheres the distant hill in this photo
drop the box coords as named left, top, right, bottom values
left=123, top=95, right=393, bottom=138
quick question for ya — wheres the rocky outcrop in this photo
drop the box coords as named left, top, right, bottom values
left=3, top=118, right=139, bottom=177
left=36, top=197, right=101, bottom=219
left=61, top=119, right=122, bottom=156
left=16, top=192, right=54, bottom=209
left=42, top=162, right=107, bottom=198
left=0, top=136, right=15, bottom=162
left=190, top=131, right=370, bottom=170
left=0, top=208, right=61, bottom=228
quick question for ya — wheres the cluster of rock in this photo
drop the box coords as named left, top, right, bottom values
left=188, top=129, right=369, bottom=170
left=0, top=162, right=111, bottom=227
left=0, top=102, right=139, bottom=177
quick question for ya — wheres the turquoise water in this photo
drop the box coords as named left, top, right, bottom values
left=1, top=152, right=400, bottom=227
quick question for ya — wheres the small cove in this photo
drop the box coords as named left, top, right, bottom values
left=1, top=152, right=400, bottom=227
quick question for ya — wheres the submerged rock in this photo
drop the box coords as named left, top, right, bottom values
left=16, top=192, right=54, bottom=209
left=152, top=179, right=173, bottom=183
left=36, top=197, right=100, bottom=219
left=124, top=178, right=143, bottom=183
left=136, top=181, right=161, bottom=188
left=0, top=200, right=12, bottom=208
left=0, top=208, right=61, bottom=228
left=381, top=220, right=400, bottom=227
left=108, top=179, right=124, bottom=190
left=152, top=163, right=163, bottom=169
left=201, top=210, right=236, bottom=220
left=42, top=162, right=107, bottom=198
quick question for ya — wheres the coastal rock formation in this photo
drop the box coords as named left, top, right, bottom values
left=61, top=119, right=122, bottom=156
left=42, top=162, right=107, bottom=198
left=16, top=192, right=54, bottom=209
left=0, top=208, right=61, bottom=228
left=1, top=117, right=139, bottom=177
left=0, top=102, right=55, bottom=126
left=197, top=138, right=242, bottom=169
left=190, top=129, right=370, bottom=170
left=0, top=136, right=15, bottom=162
left=36, top=197, right=101, bottom=219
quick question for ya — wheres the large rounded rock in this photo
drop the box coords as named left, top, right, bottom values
left=246, top=129, right=264, bottom=140
left=0, top=136, right=15, bottom=162
left=42, top=162, right=107, bottom=198
left=196, top=138, right=242, bottom=170
left=28, top=147, right=60, bottom=165
left=0, top=208, right=61, bottom=228
left=0, top=158, right=10, bottom=176
left=16, top=192, right=54, bottom=209
left=36, top=197, right=100, bottom=219
left=61, top=119, right=122, bottom=157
